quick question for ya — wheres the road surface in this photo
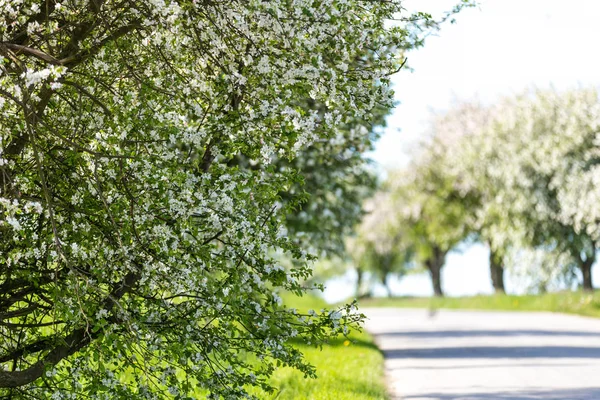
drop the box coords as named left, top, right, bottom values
left=363, top=308, right=600, bottom=400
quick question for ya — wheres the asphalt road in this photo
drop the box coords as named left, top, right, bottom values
left=363, top=308, right=600, bottom=400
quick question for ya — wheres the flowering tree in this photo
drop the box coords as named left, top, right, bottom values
left=426, top=89, right=600, bottom=293
left=278, top=104, right=386, bottom=257
left=357, top=147, right=472, bottom=298
left=506, top=247, right=579, bottom=294
left=0, top=0, right=472, bottom=397
left=425, top=101, right=512, bottom=293
left=374, top=160, right=472, bottom=298
left=348, top=191, right=412, bottom=297
left=470, top=89, right=600, bottom=291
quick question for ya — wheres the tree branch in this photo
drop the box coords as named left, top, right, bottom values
left=0, top=271, right=140, bottom=388
left=0, top=43, right=62, bottom=65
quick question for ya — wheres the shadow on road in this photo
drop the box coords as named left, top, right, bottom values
left=378, top=329, right=600, bottom=338
left=385, top=345, right=600, bottom=359
left=402, top=387, right=600, bottom=399
left=366, top=311, right=600, bottom=399
left=388, top=362, right=590, bottom=370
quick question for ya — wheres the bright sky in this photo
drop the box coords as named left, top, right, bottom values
left=324, top=0, right=600, bottom=302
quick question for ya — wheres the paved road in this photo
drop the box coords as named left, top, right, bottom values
left=363, top=308, right=600, bottom=400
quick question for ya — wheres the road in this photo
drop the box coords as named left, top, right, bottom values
left=363, top=308, right=600, bottom=400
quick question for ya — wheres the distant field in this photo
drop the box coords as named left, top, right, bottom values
left=358, top=291, right=600, bottom=319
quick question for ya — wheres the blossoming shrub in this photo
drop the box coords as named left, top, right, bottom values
left=0, top=0, right=469, bottom=398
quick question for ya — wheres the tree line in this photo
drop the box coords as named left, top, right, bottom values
left=351, top=88, right=600, bottom=297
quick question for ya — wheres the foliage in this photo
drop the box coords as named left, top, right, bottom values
left=376, top=88, right=600, bottom=295
left=280, top=1, right=477, bottom=258
left=247, top=294, right=387, bottom=400
left=380, top=147, right=474, bottom=296
left=453, top=89, right=600, bottom=290
left=0, top=0, right=469, bottom=397
left=348, top=190, right=412, bottom=296
left=281, top=106, right=385, bottom=257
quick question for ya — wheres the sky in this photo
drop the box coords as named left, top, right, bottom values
left=323, top=0, right=600, bottom=302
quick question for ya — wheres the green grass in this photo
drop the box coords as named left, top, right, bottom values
left=246, top=293, right=388, bottom=400
left=117, top=292, right=386, bottom=399
left=358, top=291, right=600, bottom=318
left=248, top=330, right=386, bottom=400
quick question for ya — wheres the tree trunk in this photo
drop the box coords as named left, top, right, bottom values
left=580, top=255, right=595, bottom=292
left=382, top=273, right=392, bottom=297
left=429, top=264, right=443, bottom=297
left=380, top=256, right=393, bottom=297
left=489, top=245, right=506, bottom=294
left=356, top=266, right=364, bottom=298
left=570, top=237, right=596, bottom=292
left=426, top=246, right=446, bottom=297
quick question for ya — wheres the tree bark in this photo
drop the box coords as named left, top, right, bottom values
left=489, top=245, right=506, bottom=294
left=382, top=273, right=392, bottom=297
left=356, top=266, right=364, bottom=298
left=580, top=255, right=595, bottom=292
left=426, top=245, right=446, bottom=297
left=429, top=265, right=443, bottom=297
left=380, top=256, right=393, bottom=297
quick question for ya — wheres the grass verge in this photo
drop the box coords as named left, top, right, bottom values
left=358, top=291, right=600, bottom=318
left=246, top=293, right=387, bottom=400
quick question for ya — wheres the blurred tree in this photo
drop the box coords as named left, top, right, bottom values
left=349, top=191, right=413, bottom=297
left=387, top=164, right=472, bottom=297
left=434, top=89, right=600, bottom=292
left=473, top=89, right=600, bottom=291
left=506, top=247, right=579, bottom=294
left=424, top=101, right=512, bottom=293
left=281, top=106, right=386, bottom=256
